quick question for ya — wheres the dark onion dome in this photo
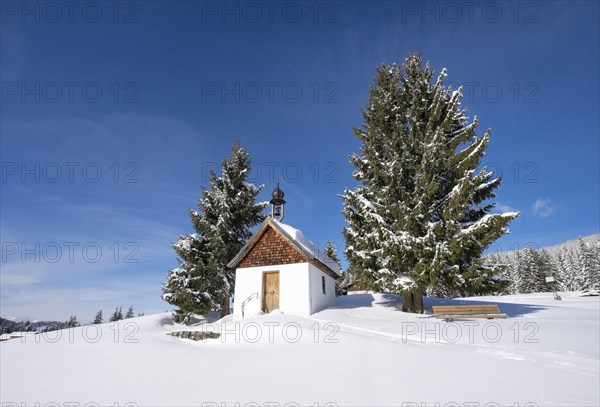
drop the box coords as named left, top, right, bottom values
left=270, top=183, right=286, bottom=204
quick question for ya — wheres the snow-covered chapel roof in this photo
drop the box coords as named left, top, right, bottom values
left=227, top=217, right=341, bottom=276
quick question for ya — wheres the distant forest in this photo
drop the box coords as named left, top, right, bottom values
left=486, top=234, right=600, bottom=294
left=0, top=305, right=142, bottom=335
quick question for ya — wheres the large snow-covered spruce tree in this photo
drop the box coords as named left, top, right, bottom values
left=342, top=54, right=519, bottom=313
left=162, top=140, right=267, bottom=323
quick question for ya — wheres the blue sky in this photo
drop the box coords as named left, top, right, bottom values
left=1, top=1, right=598, bottom=321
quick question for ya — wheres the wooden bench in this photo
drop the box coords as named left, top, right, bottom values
left=432, top=305, right=508, bottom=321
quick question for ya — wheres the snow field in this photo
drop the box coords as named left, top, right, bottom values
left=1, top=293, right=598, bottom=406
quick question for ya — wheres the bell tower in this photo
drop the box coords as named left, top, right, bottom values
left=269, top=183, right=286, bottom=221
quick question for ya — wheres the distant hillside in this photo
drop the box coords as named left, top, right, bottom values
left=0, top=317, right=70, bottom=334
left=494, top=234, right=600, bottom=257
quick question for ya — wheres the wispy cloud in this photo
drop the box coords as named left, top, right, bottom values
left=532, top=198, right=555, bottom=219
left=1, top=279, right=164, bottom=322
left=495, top=202, right=517, bottom=213
left=0, top=113, right=203, bottom=320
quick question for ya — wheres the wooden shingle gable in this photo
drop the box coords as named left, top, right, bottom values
left=228, top=218, right=339, bottom=279
left=238, top=225, right=309, bottom=268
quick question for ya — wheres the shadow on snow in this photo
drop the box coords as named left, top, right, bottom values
left=332, top=293, right=547, bottom=318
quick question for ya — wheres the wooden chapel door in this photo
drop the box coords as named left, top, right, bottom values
left=263, top=271, right=280, bottom=312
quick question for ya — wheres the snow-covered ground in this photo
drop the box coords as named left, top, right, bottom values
left=1, top=292, right=598, bottom=406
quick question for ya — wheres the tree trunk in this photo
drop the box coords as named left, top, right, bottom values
left=220, top=293, right=230, bottom=318
left=402, top=287, right=424, bottom=314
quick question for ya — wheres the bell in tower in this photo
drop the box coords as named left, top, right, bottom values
left=270, top=183, right=286, bottom=221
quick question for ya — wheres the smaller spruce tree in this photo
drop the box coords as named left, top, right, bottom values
left=66, top=315, right=79, bottom=328
left=93, top=310, right=103, bottom=324
left=324, top=241, right=347, bottom=295
left=109, top=306, right=123, bottom=322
